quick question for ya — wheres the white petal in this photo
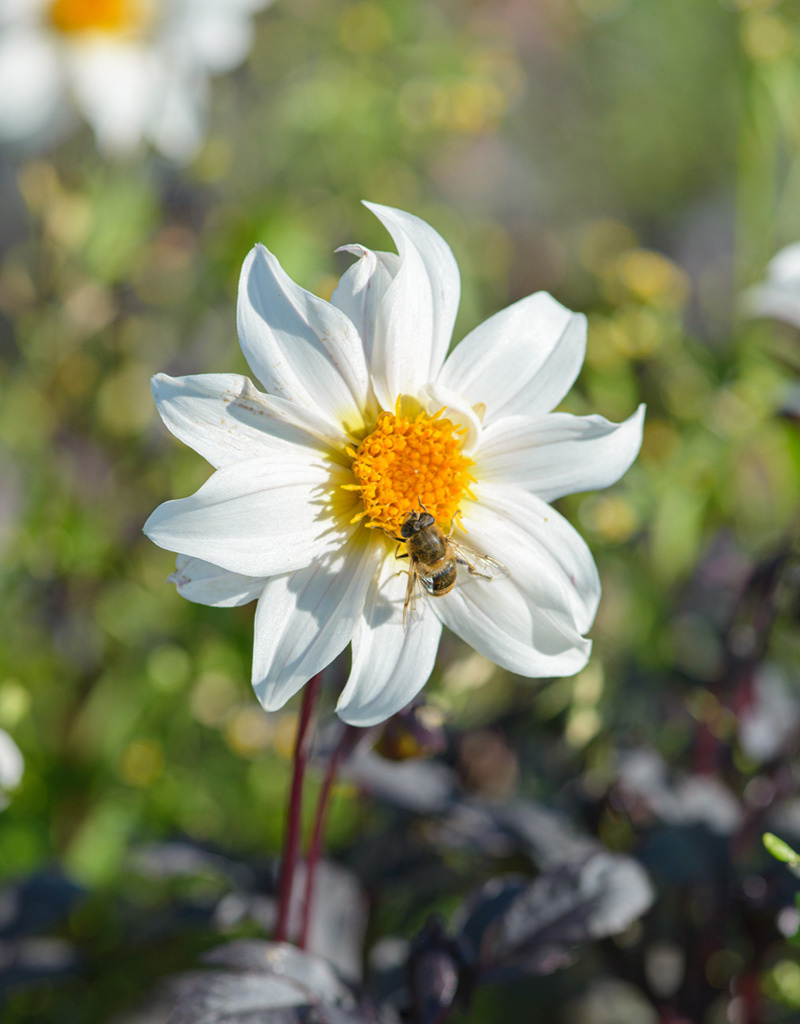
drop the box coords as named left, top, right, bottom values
left=182, top=0, right=272, bottom=13
left=438, top=292, right=586, bottom=422
left=477, top=405, right=645, bottom=502
left=762, top=241, right=800, bottom=284
left=743, top=285, right=800, bottom=329
left=66, top=41, right=156, bottom=154
left=143, top=454, right=351, bottom=577
left=181, top=0, right=273, bottom=18
left=168, top=554, right=266, bottom=607
left=436, top=581, right=590, bottom=679
left=252, top=535, right=382, bottom=711
left=174, top=12, right=254, bottom=73
left=0, top=31, right=63, bottom=141
left=152, top=373, right=350, bottom=468
left=742, top=244, right=800, bottom=328
left=470, top=483, right=601, bottom=634
left=336, top=557, right=443, bottom=727
left=0, top=729, right=23, bottom=792
left=433, top=488, right=596, bottom=675
left=330, top=245, right=400, bottom=366
left=237, top=245, right=369, bottom=427
left=0, top=1, right=43, bottom=27
left=146, top=63, right=206, bottom=161
left=363, top=202, right=460, bottom=408
left=417, top=381, right=483, bottom=455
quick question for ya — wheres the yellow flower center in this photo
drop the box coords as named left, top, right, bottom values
left=48, top=0, right=147, bottom=35
left=346, top=400, right=475, bottom=537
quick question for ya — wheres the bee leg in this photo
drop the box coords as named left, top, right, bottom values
left=402, top=567, right=416, bottom=630
left=457, top=557, right=492, bottom=580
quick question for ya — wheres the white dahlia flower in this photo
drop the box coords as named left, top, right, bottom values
left=0, top=0, right=271, bottom=159
left=144, top=203, right=644, bottom=727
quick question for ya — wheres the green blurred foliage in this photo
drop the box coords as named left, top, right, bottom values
left=1, top=0, right=800, bottom=1021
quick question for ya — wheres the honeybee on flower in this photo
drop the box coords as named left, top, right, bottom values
left=385, top=502, right=509, bottom=629
left=144, top=203, right=645, bottom=727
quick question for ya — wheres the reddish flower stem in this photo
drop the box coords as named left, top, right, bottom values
left=274, top=671, right=323, bottom=944
left=299, top=724, right=359, bottom=950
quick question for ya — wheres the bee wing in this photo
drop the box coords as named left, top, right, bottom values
left=402, top=565, right=425, bottom=634
left=450, top=540, right=510, bottom=583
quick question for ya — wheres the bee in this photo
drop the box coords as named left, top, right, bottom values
left=392, top=505, right=509, bottom=629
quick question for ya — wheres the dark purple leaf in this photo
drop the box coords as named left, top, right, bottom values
left=0, top=870, right=83, bottom=938
left=342, top=749, right=456, bottom=814
left=406, top=917, right=466, bottom=1024
left=0, top=936, right=80, bottom=994
left=455, top=851, right=654, bottom=983
left=616, top=749, right=742, bottom=834
left=129, top=842, right=259, bottom=890
left=167, top=941, right=393, bottom=1024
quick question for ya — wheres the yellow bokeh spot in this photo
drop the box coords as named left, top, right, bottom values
left=189, top=671, right=239, bottom=727
left=741, top=11, right=793, bottom=62
left=339, top=2, right=392, bottom=53
left=613, top=306, right=663, bottom=359
left=48, top=0, right=148, bottom=35
left=96, top=363, right=153, bottom=437
left=447, top=78, right=507, bottom=133
left=17, top=161, right=60, bottom=213
left=640, top=418, right=680, bottom=467
left=0, top=260, right=36, bottom=317
left=585, top=315, right=627, bottom=370
left=441, top=652, right=497, bottom=695
left=225, top=706, right=275, bottom=759
left=273, top=712, right=299, bottom=761
left=573, top=661, right=605, bottom=705
left=0, top=680, right=32, bottom=729
left=347, top=399, right=475, bottom=536
left=616, top=249, right=689, bottom=310
left=769, top=960, right=800, bottom=1007
left=566, top=706, right=602, bottom=748
left=581, top=494, right=639, bottom=543
left=118, top=738, right=164, bottom=787
left=397, top=74, right=509, bottom=134
left=146, top=644, right=192, bottom=693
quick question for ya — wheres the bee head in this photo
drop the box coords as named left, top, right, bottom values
left=400, top=511, right=436, bottom=539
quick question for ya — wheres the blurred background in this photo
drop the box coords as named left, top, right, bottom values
left=2, top=0, right=800, bottom=1021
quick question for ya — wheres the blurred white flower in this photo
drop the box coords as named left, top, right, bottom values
left=738, top=664, right=800, bottom=764
left=144, top=203, right=644, bottom=727
left=0, top=728, right=23, bottom=810
left=0, top=0, right=272, bottom=159
left=742, top=242, right=800, bottom=328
